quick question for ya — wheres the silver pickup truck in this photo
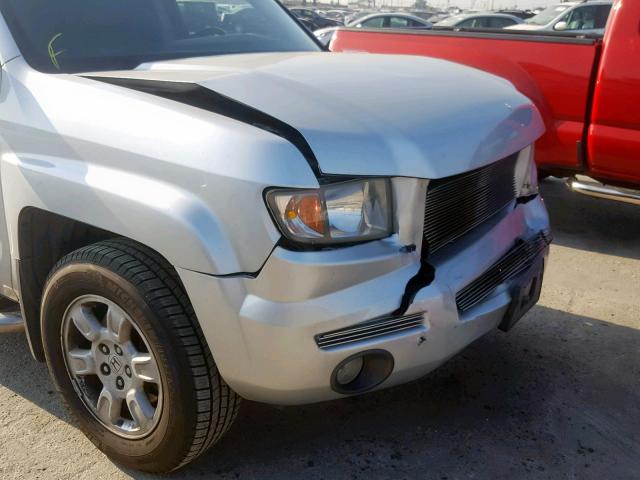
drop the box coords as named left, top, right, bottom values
left=0, top=0, right=550, bottom=473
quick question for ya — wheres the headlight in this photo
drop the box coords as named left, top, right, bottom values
left=266, top=179, right=393, bottom=246
left=516, top=145, right=539, bottom=198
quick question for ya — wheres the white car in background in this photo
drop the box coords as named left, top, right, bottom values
left=349, top=12, right=433, bottom=29
left=434, top=12, right=524, bottom=29
left=506, top=1, right=612, bottom=34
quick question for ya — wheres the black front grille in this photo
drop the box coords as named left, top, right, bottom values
left=456, top=231, right=551, bottom=312
left=315, top=312, right=425, bottom=350
left=423, top=154, right=518, bottom=254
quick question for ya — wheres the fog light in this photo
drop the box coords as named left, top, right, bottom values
left=335, top=357, right=364, bottom=386
left=331, top=350, right=394, bottom=395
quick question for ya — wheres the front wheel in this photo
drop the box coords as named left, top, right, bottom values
left=41, top=239, right=239, bottom=473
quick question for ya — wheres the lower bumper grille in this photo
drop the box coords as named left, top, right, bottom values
left=315, top=312, right=425, bottom=350
left=456, top=231, right=551, bottom=312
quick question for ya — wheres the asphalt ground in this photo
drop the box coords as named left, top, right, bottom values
left=0, top=178, right=638, bottom=479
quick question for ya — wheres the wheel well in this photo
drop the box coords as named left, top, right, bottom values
left=18, top=208, right=116, bottom=361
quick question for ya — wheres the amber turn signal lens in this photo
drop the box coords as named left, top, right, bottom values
left=285, top=194, right=326, bottom=234
left=266, top=179, right=392, bottom=245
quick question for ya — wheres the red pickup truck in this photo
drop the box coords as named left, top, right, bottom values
left=330, top=0, right=639, bottom=205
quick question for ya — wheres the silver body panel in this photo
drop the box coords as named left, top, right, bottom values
left=0, top=13, right=550, bottom=403
left=178, top=196, right=549, bottom=404
left=0, top=50, right=544, bottom=277
left=0, top=55, right=317, bottom=275
left=89, top=52, right=544, bottom=179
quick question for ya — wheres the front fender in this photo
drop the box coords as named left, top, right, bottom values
left=0, top=59, right=319, bottom=275
left=3, top=155, right=243, bottom=274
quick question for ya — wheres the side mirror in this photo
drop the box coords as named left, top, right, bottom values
left=554, top=21, right=568, bottom=31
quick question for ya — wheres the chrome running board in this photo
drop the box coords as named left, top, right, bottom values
left=567, top=176, right=640, bottom=206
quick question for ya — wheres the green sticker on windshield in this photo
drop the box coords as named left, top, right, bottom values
left=48, top=33, right=65, bottom=70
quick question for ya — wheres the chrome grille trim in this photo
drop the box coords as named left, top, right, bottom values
left=423, top=154, right=518, bottom=254
left=315, top=312, right=425, bottom=350
left=456, top=231, right=551, bottom=312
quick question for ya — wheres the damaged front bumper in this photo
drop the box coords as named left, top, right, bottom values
left=177, top=196, right=550, bottom=405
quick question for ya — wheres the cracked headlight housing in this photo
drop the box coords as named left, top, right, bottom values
left=266, top=179, right=393, bottom=246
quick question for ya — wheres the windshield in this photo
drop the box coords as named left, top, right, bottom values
left=0, top=0, right=321, bottom=74
left=525, top=4, right=571, bottom=25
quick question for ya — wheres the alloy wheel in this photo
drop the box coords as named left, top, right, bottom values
left=61, top=295, right=163, bottom=439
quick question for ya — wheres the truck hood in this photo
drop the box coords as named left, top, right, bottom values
left=84, top=52, right=544, bottom=179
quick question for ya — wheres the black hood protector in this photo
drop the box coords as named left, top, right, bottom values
left=86, top=76, right=323, bottom=178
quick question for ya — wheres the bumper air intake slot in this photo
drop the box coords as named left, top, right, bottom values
left=456, top=231, right=551, bottom=312
left=315, top=312, right=425, bottom=350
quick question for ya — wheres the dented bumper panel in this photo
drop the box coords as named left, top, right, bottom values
left=177, top=196, right=550, bottom=405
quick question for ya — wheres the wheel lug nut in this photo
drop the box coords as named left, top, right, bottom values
left=114, top=345, right=123, bottom=356
left=116, top=376, right=124, bottom=390
left=100, top=363, right=111, bottom=376
left=125, top=365, right=132, bottom=378
left=99, top=344, right=110, bottom=355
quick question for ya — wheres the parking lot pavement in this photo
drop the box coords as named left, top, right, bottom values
left=0, top=178, right=638, bottom=480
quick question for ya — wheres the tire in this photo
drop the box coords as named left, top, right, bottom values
left=40, top=238, right=240, bottom=473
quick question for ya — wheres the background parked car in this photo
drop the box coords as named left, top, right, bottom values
left=289, top=7, right=342, bottom=29
left=350, top=12, right=433, bottom=30
left=427, top=12, right=452, bottom=24
left=434, top=12, right=524, bottom=29
left=177, top=0, right=223, bottom=34
left=323, top=9, right=349, bottom=23
left=315, top=13, right=432, bottom=47
left=506, top=1, right=612, bottom=34
left=344, top=10, right=373, bottom=24
left=497, top=9, right=536, bottom=20
left=297, top=18, right=316, bottom=32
